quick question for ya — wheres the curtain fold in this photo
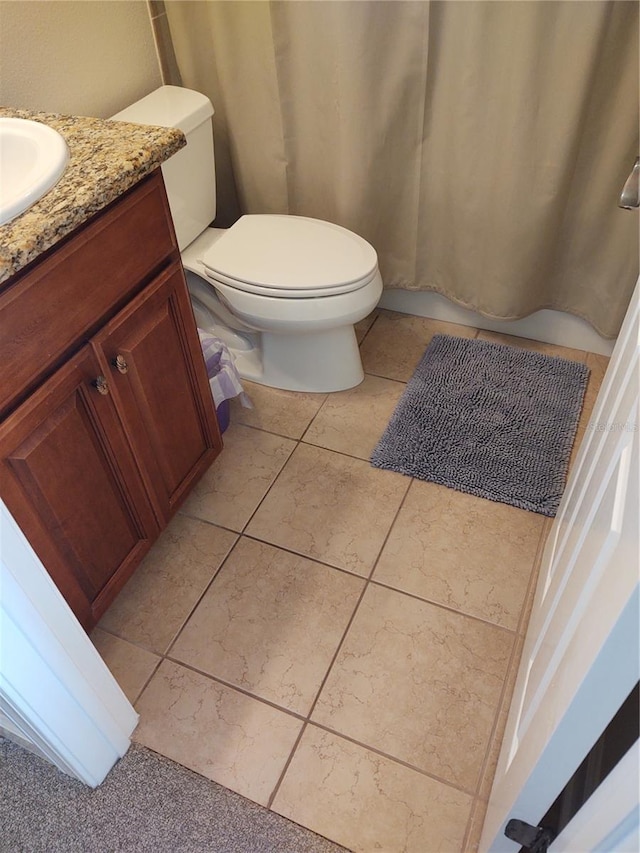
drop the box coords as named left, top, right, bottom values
left=165, top=0, right=638, bottom=337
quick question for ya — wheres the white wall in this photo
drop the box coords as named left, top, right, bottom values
left=0, top=0, right=161, bottom=117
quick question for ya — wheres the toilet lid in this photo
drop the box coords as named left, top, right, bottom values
left=201, top=215, right=378, bottom=298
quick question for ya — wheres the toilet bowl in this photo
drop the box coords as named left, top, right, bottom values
left=112, top=86, right=382, bottom=392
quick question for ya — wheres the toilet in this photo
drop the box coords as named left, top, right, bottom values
left=112, top=86, right=382, bottom=392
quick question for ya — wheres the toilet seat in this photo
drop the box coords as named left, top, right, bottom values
left=201, top=214, right=379, bottom=298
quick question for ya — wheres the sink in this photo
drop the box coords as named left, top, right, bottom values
left=0, top=117, right=69, bottom=226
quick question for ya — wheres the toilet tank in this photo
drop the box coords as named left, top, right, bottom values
left=111, top=85, right=216, bottom=251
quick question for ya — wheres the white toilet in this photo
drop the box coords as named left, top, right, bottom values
left=112, top=86, right=382, bottom=392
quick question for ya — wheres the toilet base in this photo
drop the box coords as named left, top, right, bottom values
left=195, top=313, right=365, bottom=393
left=256, top=325, right=364, bottom=392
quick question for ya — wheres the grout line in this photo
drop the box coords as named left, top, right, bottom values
left=177, top=509, right=243, bottom=537
left=295, top=438, right=394, bottom=467
left=228, top=420, right=314, bottom=444
left=132, top=656, right=164, bottom=708
left=298, top=395, right=331, bottom=444
left=236, top=439, right=300, bottom=536
left=295, top=582, right=368, bottom=722
left=163, top=535, right=244, bottom=658
left=360, top=367, right=411, bottom=383
left=96, top=532, right=242, bottom=691
left=235, top=418, right=401, bottom=467
left=364, top=476, right=413, bottom=581
left=240, top=532, right=369, bottom=581
left=368, top=577, right=520, bottom=636
left=267, top=721, right=309, bottom=810
left=233, top=368, right=408, bottom=451
left=304, top=721, right=479, bottom=799
left=232, top=421, right=414, bottom=544
left=92, top=625, right=159, bottom=656
left=161, top=656, right=308, bottom=722
left=355, top=311, right=381, bottom=348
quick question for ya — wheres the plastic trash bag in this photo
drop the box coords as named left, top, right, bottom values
left=198, top=329, right=252, bottom=432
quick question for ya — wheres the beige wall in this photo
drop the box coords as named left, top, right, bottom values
left=0, top=1, right=161, bottom=117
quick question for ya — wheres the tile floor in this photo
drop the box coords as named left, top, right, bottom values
left=93, top=310, right=608, bottom=853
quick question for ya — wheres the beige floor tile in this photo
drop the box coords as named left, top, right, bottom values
left=273, top=726, right=472, bottom=853
left=355, top=310, right=379, bottom=343
left=303, top=374, right=405, bottom=460
left=91, top=629, right=160, bottom=704
left=476, top=329, right=585, bottom=363
left=134, top=660, right=302, bottom=807
left=374, top=481, right=544, bottom=630
left=360, top=311, right=478, bottom=382
left=97, top=515, right=237, bottom=654
left=246, top=444, right=409, bottom=576
left=312, top=584, right=513, bottom=791
left=171, top=538, right=364, bottom=715
left=180, top=424, right=296, bottom=532
left=230, top=381, right=327, bottom=440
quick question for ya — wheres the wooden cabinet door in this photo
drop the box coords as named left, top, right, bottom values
left=93, top=263, right=222, bottom=523
left=0, top=347, right=160, bottom=629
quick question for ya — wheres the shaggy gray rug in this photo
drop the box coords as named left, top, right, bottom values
left=371, top=335, right=589, bottom=516
left=0, top=738, right=347, bottom=853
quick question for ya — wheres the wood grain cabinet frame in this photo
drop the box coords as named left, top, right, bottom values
left=0, top=171, right=222, bottom=630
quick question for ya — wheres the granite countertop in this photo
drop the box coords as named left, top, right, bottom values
left=0, top=107, right=185, bottom=285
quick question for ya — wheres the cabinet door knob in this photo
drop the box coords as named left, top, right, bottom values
left=112, top=354, right=129, bottom=374
left=92, top=375, right=110, bottom=395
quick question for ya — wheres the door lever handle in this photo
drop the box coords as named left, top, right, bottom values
left=619, top=157, right=639, bottom=209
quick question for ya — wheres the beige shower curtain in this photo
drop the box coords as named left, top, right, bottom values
left=164, top=0, right=638, bottom=338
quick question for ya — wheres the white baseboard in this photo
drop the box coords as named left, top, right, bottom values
left=378, top=290, right=615, bottom=357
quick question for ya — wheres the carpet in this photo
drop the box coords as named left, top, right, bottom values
left=0, top=738, right=347, bottom=853
left=371, top=335, right=589, bottom=516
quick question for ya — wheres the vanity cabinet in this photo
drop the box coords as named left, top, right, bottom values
left=0, top=171, right=222, bottom=630
left=0, top=346, right=161, bottom=626
left=92, top=264, right=215, bottom=523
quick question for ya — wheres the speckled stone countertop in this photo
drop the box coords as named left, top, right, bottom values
left=0, top=108, right=185, bottom=285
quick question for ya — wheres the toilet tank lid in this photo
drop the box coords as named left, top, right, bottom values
left=111, top=85, right=214, bottom=136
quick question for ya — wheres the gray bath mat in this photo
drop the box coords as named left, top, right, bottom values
left=371, top=335, right=590, bottom=516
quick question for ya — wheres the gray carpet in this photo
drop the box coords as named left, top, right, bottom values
left=0, top=738, right=348, bottom=853
left=371, top=335, right=589, bottom=516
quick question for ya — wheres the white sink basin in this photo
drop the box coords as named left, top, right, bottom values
left=0, top=117, right=69, bottom=226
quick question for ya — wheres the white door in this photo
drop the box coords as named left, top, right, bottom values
left=0, top=499, right=138, bottom=787
left=550, top=743, right=639, bottom=852
left=480, top=277, right=639, bottom=853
